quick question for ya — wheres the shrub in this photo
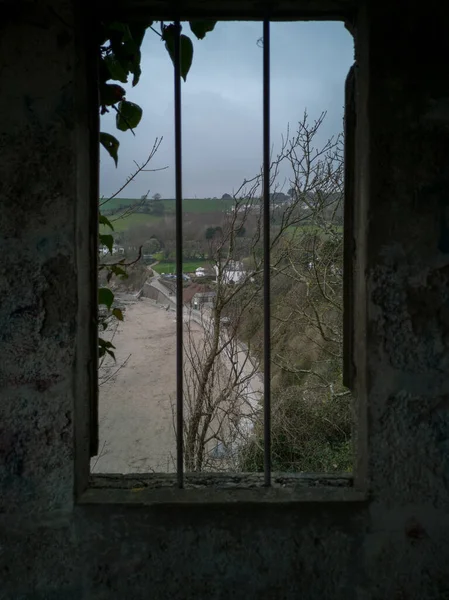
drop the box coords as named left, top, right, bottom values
left=239, top=385, right=352, bottom=473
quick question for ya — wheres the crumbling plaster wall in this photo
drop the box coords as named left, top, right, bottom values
left=1, top=1, right=449, bottom=599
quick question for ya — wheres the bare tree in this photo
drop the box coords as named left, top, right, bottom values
left=179, top=111, right=350, bottom=473
left=272, top=112, right=345, bottom=394
left=180, top=313, right=261, bottom=471
left=241, top=113, right=351, bottom=473
left=100, top=138, right=166, bottom=220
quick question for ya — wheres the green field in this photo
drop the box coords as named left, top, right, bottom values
left=152, top=260, right=212, bottom=274
left=100, top=212, right=163, bottom=234
left=100, top=197, right=235, bottom=213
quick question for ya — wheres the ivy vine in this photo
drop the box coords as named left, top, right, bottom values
left=97, top=20, right=216, bottom=359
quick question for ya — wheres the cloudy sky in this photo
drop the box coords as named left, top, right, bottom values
left=100, top=21, right=354, bottom=200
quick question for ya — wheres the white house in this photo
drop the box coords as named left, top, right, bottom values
left=214, top=260, right=246, bottom=284
left=99, top=244, right=124, bottom=256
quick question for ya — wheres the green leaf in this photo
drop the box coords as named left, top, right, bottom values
left=99, top=338, right=115, bottom=349
left=112, top=308, right=124, bottom=321
left=103, top=340, right=116, bottom=350
left=100, top=83, right=126, bottom=106
left=107, top=264, right=128, bottom=283
left=98, top=337, right=116, bottom=360
left=99, top=234, right=114, bottom=254
left=116, top=100, right=143, bottom=132
left=100, top=132, right=119, bottom=166
left=98, top=287, right=114, bottom=310
left=111, top=265, right=128, bottom=279
left=115, top=40, right=143, bottom=86
left=129, top=23, right=151, bottom=49
left=103, top=55, right=128, bottom=83
left=189, top=21, right=217, bottom=40
left=131, top=58, right=142, bottom=87
left=99, top=214, right=114, bottom=231
left=106, top=22, right=132, bottom=54
left=128, top=22, right=149, bottom=85
left=163, top=26, right=194, bottom=82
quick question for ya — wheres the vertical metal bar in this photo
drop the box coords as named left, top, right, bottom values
left=343, top=64, right=355, bottom=390
left=174, top=20, right=184, bottom=488
left=262, top=19, right=271, bottom=486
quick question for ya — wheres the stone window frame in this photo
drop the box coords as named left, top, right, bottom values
left=75, top=0, right=368, bottom=505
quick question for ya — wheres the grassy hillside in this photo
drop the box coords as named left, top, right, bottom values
left=100, top=212, right=163, bottom=234
left=162, top=198, right=235, bottom=213
left=100, top=197, right=235, bottom=213
left=99, top=197, right=236, bottom=234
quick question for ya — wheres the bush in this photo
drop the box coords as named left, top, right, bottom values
left=239, top=386, right=352, bottom=473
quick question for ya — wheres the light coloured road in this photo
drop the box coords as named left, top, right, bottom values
left=146, top=274, right=263, bottom=435
left=146, top=274, right=176, bottom=305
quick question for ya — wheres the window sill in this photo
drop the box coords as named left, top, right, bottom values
left=79, top=473, right=366, bottom=504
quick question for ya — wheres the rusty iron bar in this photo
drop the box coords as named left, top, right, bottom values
left=174, top=19, right=184, bottom=488
left=262, top=19, right=271, bottom=486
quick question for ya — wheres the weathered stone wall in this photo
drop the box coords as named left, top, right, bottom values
left=0, top=0, right=80, bottom=517
left=1, top=0, right=449, bottom=598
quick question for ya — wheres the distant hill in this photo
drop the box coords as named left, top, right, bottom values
left=100, top=197, right=235, bottom=213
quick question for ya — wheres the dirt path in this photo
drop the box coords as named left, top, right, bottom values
left=93, top=298, right=179, bottom=473
left=92, top=293, right=261, bottom=474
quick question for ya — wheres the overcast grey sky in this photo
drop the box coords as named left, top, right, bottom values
left=100, top=21, right=353, bottom=199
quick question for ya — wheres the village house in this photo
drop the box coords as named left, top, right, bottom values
left=214, top=260, right=247, bottom=284
left=99, top=244, right=124, bottom=256
left=182, top=282, right=214, bottom=307
left=192, top=291, right=216, bottom=310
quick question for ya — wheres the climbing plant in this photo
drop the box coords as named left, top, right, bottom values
left=97, top=20, right=216, bottom=359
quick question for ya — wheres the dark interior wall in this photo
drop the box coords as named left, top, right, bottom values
left=0, top=0, right=79, bottom=516
left=2, top=1, right=449, bottom=598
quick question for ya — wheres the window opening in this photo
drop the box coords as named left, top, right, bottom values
left=94, top=18, right=354, bottom=487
